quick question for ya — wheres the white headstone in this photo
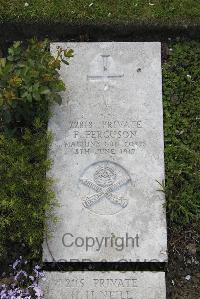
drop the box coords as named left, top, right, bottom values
left=43, top=42, right=167, bottom=263
left=41, top=271, right=166, bottom=299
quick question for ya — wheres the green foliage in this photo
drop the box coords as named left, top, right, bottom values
left=0, top=120, right=55, bottom=260
left=163, top=42, right=200, bottom=224
left=0, top=39, right=73, bottom=265
left=0, top=39, right=73, bottom=133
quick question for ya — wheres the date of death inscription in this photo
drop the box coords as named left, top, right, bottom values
left=53, top=120, right=146, bottom=156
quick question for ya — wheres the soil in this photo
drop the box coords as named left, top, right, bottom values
left=166, top=223, right=200, bottom=298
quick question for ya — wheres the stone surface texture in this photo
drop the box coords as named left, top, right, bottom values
left=41, top=271, right=166, bottom=299
left=43, top=42, right=167, bottom=262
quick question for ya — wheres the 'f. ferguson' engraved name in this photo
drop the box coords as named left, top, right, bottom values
left=73, top=130, right=137, bottom=139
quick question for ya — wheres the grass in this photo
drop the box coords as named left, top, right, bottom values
left=163, top=42, right=200, bottom=224
left=164, top=41, right=200, bottom=298
left=0, top=0, right=199, bottom=25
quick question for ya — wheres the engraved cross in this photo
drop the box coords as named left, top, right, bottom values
left=87, top=55, right=124, bottom=80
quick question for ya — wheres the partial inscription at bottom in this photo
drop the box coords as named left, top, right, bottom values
left=41, top=271, right=166, bottom=299
left=79, top=161, right=131, bottom=215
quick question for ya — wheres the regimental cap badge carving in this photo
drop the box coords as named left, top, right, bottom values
left=94, top=166, right=116, bottom=187
left=79, top=161, right=131, bottom=216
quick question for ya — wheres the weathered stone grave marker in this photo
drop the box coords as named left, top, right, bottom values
left=41, top=271, right=166, bottom=299
left=42, top=42, right=167, bottom=298
left=43, top=42, right=167, bottom=263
